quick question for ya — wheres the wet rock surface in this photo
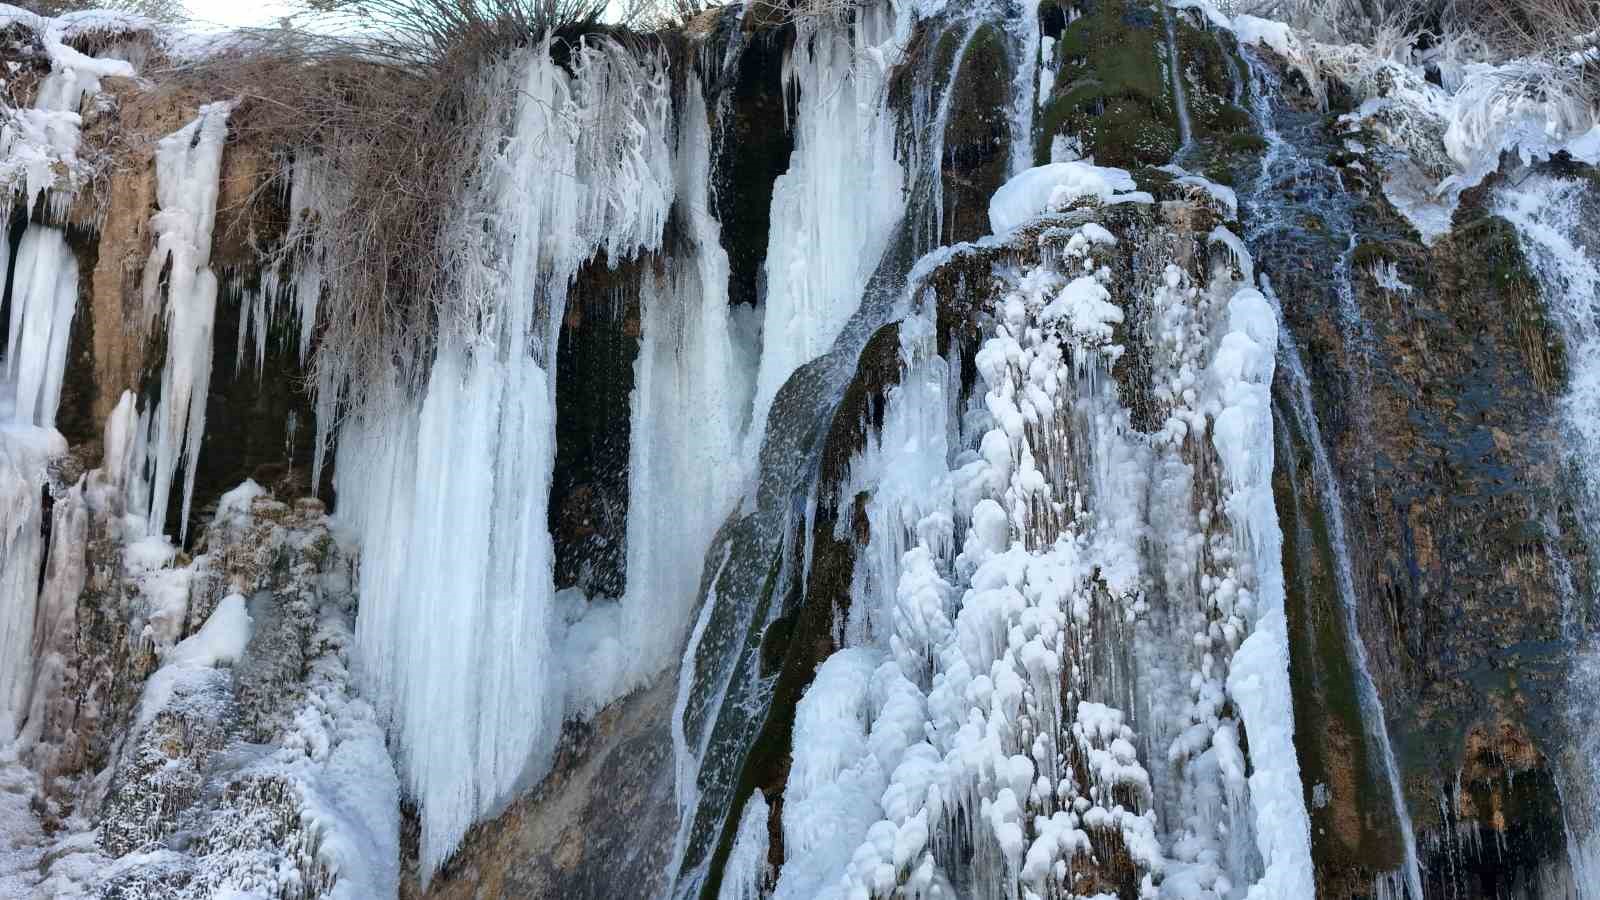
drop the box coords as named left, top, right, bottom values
left=407, top=678, right=679, bottom=900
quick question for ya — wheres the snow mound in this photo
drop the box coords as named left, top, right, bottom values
left=989, top=162, right=1145, bottom=234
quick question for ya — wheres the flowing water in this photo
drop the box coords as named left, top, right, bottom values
left=1159, top=0, right=1195, bottom=161
left=1237, top=46, right=1425, bottom=899
left=1498, top=173, right=1600, bottom=899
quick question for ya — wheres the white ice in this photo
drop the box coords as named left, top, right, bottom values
left=2, top=226, right=78, bottom=428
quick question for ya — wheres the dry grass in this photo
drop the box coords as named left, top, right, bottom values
left=140, top=0, right=661, bottom=422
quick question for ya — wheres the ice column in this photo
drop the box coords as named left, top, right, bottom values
left=0, top=426, right=66, bottom=742
left=138, top=102, right=230, bottom=540
left=745, top=8, right=908, bottom=457
left=605, top=75, right=759, bottom=710
left=2, top=226, right=78, bottom=427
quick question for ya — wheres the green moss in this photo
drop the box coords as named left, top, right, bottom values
left=700, top=322, right=909, bottom=900
left=940, top=23, right=1014, bottom=244
left=1035, top=0, right=1180, bottom=167
left=1275, top=405, right=1408, bottom=886
left=1225, top=132, right=1267, bottom=153
left=1350, top=240, right=1402, bottom=270
left=1450, top=211, right=1567, bottom=392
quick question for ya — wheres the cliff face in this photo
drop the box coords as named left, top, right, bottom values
left=2, top=3, right=1598, bottom=899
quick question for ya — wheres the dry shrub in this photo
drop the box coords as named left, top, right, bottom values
left=142, top=0, right=654, bottom=423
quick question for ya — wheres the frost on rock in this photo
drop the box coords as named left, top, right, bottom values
left=772, top=184, right=1312, bottom=899
left=85, top=487, right=400, bottom=900
left=1227, top=13, right=1600, bottom=244
left=0, top=9, right=137, bottom=217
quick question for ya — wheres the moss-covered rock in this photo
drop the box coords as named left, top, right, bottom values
left=1035, top=0, right=1180, bottom=167
left=1267, top=141, right=1587, bottom=894
left=938, top=22, right=1014, bottom=245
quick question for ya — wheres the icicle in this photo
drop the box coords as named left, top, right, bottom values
left=1210, top=286, right=1316, bottom=898
left=336, top=35, right=674, bottom=881
left=745, top=11, right=908, bottom=459
left=138, top=102, right=231, bottom=540
left=2, top=226, right=78, bottom=427
left=16, top=478, right=87, bottom=762
left=594, top=74, right=758, bottom=714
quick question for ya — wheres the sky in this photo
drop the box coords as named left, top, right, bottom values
left=183, top=1, right=298, bottom=29
left=180, top=1, right=640, bottom=29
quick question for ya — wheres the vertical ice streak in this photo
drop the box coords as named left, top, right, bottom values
left=1238, top=44, right=1424, bottom=898
left=745, top=8, right=908, bottom=458
left=2, top=226, right=78, bottom=427
left=0, top=427, right=66, bottom=742
left=138, top=102, right=231, bottom=541
left=1158, top=0, right=1195, bottom=161
left=1212, top=284, right=1316, bottom=898
left=607, top=74, right=758, bottom=713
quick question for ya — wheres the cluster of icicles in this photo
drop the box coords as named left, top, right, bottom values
left=0, top=12, right=197, bottom=744
left=716, top=184, right=1312, bottom=898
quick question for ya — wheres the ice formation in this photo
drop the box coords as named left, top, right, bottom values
left=745, top=5, right=910, bottom=459
left=138, top=102, right=231, bottom=540
left=0, top=8, right=136, bottom=215
left=5, top=2, right=1600, bottom=896
left=768, top=171, right=1313, bottom=897
left=1498, top=174, right=1600, bottom=898
left=2, top=225, right=78, bottom=427
left=332, top=35, right=674, bottom=878
left=988, top=162, right=1148, bottom=234
left=603, top=74, right=759, bottom=711
left=0, top=425, right=66, bottom=742
left=720, top=789, right=775, bottom=900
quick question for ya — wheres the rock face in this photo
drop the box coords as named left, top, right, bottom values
left=3, top=3, right=1598, bottom=899
left=406, top=678, right=679, bottom=900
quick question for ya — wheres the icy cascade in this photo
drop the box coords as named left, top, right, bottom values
left=744, top=3, right=910, bottom=461
left=1497, top=175, right=1600, bottom=897
left=1229, top=11, right=1600, bottom=245
left=137, top=102, right=231, bottom=541
left=1238, top=45, right=1423, bottom=899
left=769, top=176, right=1313, bottom=898
left=0, top=426, right=66, bottom=743
left=667, top=6, right=983, bottom=891
left=1, top=225, right=78, bottom=427
left=1273, top=315, right=1421, bottom=899
left=332, top=36, right=673, bottom=880
left=579, top=73, right=761, bottom=714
